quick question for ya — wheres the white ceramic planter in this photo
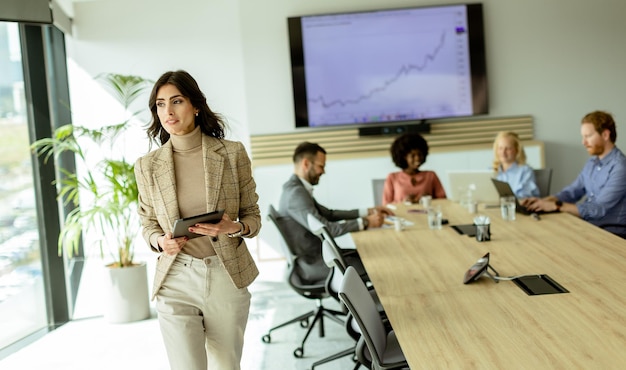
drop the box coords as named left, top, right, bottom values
left=103, top=262, right=151, bottom=324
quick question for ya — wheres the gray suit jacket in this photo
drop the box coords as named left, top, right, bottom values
left=278, top=174, right=359, bottom=280
left=135, top=135, right=260, bottom=299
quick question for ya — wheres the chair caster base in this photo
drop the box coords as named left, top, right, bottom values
left=294, top=347, right=304, bottom=358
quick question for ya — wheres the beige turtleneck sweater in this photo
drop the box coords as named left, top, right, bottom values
left=169, top=125, right=216, bottom=257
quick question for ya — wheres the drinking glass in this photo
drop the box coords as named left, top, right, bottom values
left=427, top=205, right=443, bottom=230
left=500, top=196, right=516, bottom=221
left=468, top=201, right=478, bottom=214
left=394, top=218, right=404, bottom=232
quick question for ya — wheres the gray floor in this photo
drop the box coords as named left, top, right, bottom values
left=0, top=258, right=357, bottom=370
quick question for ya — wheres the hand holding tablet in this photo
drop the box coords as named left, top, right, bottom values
left=172, top=210, right=225, bottom=239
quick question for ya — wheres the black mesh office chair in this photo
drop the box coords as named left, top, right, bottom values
left=339, top=266, right=409, bottom=370
left=307, top=213, right=370, bottom=283
left=311, top=240, right=373, bottom=370
left=262, top=205, right=345, bottom=358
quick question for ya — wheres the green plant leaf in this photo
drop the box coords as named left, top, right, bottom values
left=34, top=73, right=152, bottom=267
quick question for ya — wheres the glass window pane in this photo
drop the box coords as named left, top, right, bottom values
left=0, top=22, right=47, bottom=349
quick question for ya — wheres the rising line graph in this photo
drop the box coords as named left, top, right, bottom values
left=308, top=31, right=448, bottom=110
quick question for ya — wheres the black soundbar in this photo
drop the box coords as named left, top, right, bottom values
left=358, top=122, right=431, bottom=137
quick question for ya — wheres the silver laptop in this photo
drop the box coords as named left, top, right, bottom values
left=447, top=170, right=499, bottom=204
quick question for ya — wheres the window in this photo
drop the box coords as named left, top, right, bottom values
left=0, top=22, right=47, bottom=350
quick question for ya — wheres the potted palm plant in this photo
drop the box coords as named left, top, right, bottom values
left=31, top=73, right=153, bottom=323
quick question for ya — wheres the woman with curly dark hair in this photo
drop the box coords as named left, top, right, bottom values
left=383, top=132, right=446, bottom=205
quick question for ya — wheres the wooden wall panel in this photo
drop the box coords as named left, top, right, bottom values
left=250, top=115, right=533, bottom=166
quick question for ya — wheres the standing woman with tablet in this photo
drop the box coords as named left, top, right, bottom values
left=134, top=70, right=261, bottom=370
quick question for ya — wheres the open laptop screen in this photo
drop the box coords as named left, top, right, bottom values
left=491, top=178, right=556, bottom=215
left=447, top=170, right=499, bottom=204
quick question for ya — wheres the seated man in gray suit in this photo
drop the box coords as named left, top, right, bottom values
left=278, top=141, right=393, bottom=283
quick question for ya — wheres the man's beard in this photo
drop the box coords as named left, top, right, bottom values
left=587, top=143, right=604, bottom=156
left=308, top=170, right=320, bottom=185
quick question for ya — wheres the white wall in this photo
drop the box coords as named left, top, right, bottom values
left=238, top=0, right=626, bottom=194
left=65, top=0, right=626, bottom=213
left=67, top=0, right=251, bottom=146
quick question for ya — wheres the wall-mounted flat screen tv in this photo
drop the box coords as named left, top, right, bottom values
left=288, top=3, right=488, bottom=129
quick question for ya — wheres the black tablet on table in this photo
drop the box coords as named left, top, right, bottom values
left=451, top=224, right=477, bottom=237
left=172, top=209, right=225, bottom=239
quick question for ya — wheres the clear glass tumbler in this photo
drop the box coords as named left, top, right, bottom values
left=500, top=196, right=516, bottom=221
left=427, top=205, right=443, bottom=230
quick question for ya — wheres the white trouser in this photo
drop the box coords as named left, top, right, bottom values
left=156, top=253, right=251, bottom=370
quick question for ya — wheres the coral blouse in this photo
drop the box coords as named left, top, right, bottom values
left=382, top=170, right=447, bottom=205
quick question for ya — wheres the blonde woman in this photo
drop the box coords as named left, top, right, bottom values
left=492, top=131, right=539, bottom=198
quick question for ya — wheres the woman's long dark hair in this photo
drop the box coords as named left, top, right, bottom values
left=146, top=70, right=225, bottom=148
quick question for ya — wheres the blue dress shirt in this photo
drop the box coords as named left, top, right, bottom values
left=556, top=147, right=626, bottom=238
left=496, top=163, right=540, bottom=198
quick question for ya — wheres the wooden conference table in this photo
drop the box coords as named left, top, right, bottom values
left=350, top=199, right=626, bottom=369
